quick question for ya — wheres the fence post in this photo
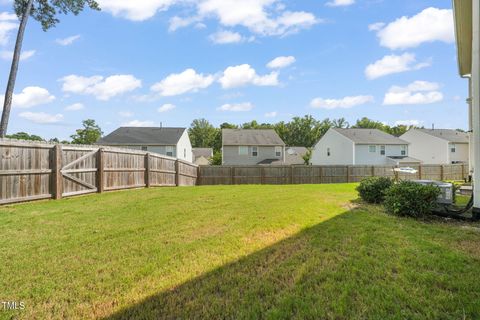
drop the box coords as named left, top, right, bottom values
left=52, top=144, right=63, bottom=199
left=261, top=166, right=265, bottom=184
left=145, top=153, right=150, bottom=188
left=230, top=166, right=235, bottom=185
left=319, top=166, right=323, bottom=184
left=371, top=165, right=375, bottom=177
left=346, top=166, right=350, bottom=183
left=97, top=148, right=105, bottom=193
left=175, top=159, right=180, bottom=186
left=461, top=163, right=465, bottom=181
left=290, top=166, right=294, bottom=184
left=440, top=165, right=444, bottom=181
left=418, top=164, right=422, bottom=180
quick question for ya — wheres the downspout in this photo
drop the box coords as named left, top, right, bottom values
left=472, top=0, right=480, bottom=217
left=467, top=77, right=473, bottom=178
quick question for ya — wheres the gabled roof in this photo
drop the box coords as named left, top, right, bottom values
left=285, top=146, right=308, bottom=165
left=414, top=129, right=469, bottom=143
left=332, top=128, right=408, bottom=145
left=97, top=127, right=186, bottom=145
left=193, top=148, right=213, bottom=158
left=222, top=129, right=285, bottom=146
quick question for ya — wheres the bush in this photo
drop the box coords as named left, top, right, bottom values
left=384, top=181, right=441, bottom=218
left=356, top=177, right=393, bottom=203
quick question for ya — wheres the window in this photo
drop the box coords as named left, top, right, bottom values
left=401, top=145, right=407, bottom=156
left=327, top=148, right=331, bottom=157
left=238, top=146, right=248, bottom=155
left=275, top=146, right=282, bottom=157
left=184, top=148, right=186, bottom=158
left=380, top=145, right=385, bottom=155
left=369, top=145, right=376, bottom=153
left=141, top=146, right=148, bottom=151
left=166, top=146, right=174, bottom=157
left=251, top=146, right=258, bottom=157
left=451, top=144, right=456, bottom=153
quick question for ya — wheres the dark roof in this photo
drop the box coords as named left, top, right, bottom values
left=222, top=129, right=285, bottom=146
left=97, top=127, right=186, bottom=145
left=333, top=128, right=408, bottom=145
left=193, top=148, right=213, bottom=158
left=415, top=129, right=469, bottom=143
left=257, top=159, right=283, bottom=165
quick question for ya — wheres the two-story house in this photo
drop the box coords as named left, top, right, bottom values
left=400, top=129, right=469, bottom=164
left=221, top=129, right=285, bottom=165
left=97, top=127, right=193, bottom=162
left=311, top=128, right=420, bottom=166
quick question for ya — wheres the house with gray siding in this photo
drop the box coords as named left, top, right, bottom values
left=97, top=127, right=193, bottom=162
left=311, top=128, right=420, bottom=166
left=222, top=129, right=285, bottom=165
left=193, top=148, right=213, bottom=165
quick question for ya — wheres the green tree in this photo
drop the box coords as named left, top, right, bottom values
left=332, top=117, right=349, bottom=128
left=302, top=148, right=313, bottom=165
left=0, top=0, right=100, bottom=137
left=6, top=131, right=44, bottom=141
left=352, top=117, right=388, bottom=131
left=188, top=118, right=219, bottom=149
left=71, top=119, right=103, bottom=145
left=210, top=151, right=222, bottom=165
left=241, top=120, right=274, bottom=129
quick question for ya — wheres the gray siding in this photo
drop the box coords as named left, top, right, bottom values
left=222, top=145, right=284, bottom=165
left=113, top=145, right=177, bottom=157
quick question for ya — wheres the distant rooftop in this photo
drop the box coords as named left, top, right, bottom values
left=415, top=129, right=469, bottom=143
left=97, top=127, right=186, bottom=145
left=333, top=128, right=408, bottom=145
left=222, top=129, right=285, bottom=146
left=193, top=148, right=213, bottom=158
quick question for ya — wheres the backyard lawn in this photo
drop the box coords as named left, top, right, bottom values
left=1, top=184, right=480, bottom=319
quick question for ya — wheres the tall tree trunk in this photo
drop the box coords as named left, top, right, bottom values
left=0, top=0, right=34, bottom=138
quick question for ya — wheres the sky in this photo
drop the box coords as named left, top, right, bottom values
left=0, top=0, right=469, bottom=140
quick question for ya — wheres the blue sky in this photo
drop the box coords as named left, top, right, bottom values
left=0, top=0, right=467, bottom=140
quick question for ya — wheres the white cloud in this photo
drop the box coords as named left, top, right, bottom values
left=158, top=103, right=176, bottom=112
left=368, top=22, right=385, bottom=31
left=326, top=0, right=355, bottom=7
left=365, top=53, right=431, bottom=80
left=310, top=95, right=374, bottom=109
left=218, top=102, right=254, bottom=112
left=19, top=112, right=63, bottom=124
left=375, top=7, right=454, bottom=50
left=265, top=111, right=278, bottom=117
left=55, top=35, right=81, bottom=46
left=383, top=81, right=444, bottom=105
left=122, top=120, right=156, bottom=127
left=151, top=69, right=214, bottom=96
left=209, top=30, right=246, bottom=44
left=219, top=64, right=279, bottom=89
left=118, top=111, right=134, bottom=117
left=0, top=86, right=55, bottom=109
left=97, top=0, right=178, bottom=21
left=0, top=49, right=35, bottom=61
left=267, top=56, right=296, bottom=69
left=65, top=103, right=84, bottom=111
left=0, top=12, right=17, bottom=46
left=60, top=74, right=142, bottom=100
left=395, top=120, right=423, bottom=127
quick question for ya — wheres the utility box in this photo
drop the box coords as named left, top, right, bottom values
left=411, top=180, right=453, bottom=205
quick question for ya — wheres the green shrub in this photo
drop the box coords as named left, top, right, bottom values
left=356, top=177, right=393, bottom=203
left=384, top=181, right=441, bottom=218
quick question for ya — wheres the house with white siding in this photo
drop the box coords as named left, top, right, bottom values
left=97, top=127, right=193, bottom=162
left=222, top=129, right=285, bottom=165
left=311, top=128, right=420, bottom=166
left=400, top=129, right=469, bottom=164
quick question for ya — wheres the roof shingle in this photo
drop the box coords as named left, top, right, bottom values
left=333, top=128, right=408, bottom=145
left=97, top=127, right=186, bottom=145
left=222, top=129, right=285, bottom=146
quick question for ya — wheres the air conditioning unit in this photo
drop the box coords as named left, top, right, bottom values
left=411, top=180, right=453, bottom=205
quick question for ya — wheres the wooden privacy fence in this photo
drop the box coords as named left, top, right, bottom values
left=0, top=139, right=198, bottom=205
left=197, top=163, right=468, bottom=185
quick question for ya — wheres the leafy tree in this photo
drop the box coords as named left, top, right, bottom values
left=389, top=125, right=409, bottom=137
left=0, top=0, right=100, bottom=137
left=71, top=119, right=103, bottom=145
left=189, top=118, right=219, bottom=149
left=352, top=117, right=387, bottom=131
left=302, top=148, right=313, bottom=165
left=332, top=117, right=349, bottom=128
left=6, top=131, right=44, bottom=141
left=241, top=120, right=274, bottom=129
left=210, top=151, right=222, bottom=165
left=219, top=122, right=238, bottom=129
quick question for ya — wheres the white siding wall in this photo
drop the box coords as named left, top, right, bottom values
left=311, top=129, right=354, bottom=165
left=176, top=130, right=193, bottom=162
left=355, top=145, right=408, bottom=165
left=400, top=130, right=450, bottom=164
left=449, top=143, right=469, bottom=163
left=222, top=145, right=284, bottom=165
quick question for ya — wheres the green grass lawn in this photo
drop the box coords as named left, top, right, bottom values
left=1, top=184, right=480, bottom=319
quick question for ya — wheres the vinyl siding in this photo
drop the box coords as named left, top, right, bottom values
left=311, top=129, right=354, bottom=165
left=222, top=145, right=284, bottom=165
left=401, top=130, right=450, bottom=164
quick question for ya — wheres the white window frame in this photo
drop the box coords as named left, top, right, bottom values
left=238, top=146, right=248, bottom=155
left=451, top=144, right=456, bottom=153
left=369, top=145, right=376, bottom=153
left=166, top=146, right=174, bottom=157
left=275, top=146, right=282, bottom=157
left=380, top=145, right=385, bottom=156
left=141, top=146, right=148, bottom=151
left=401, top=145, right=407, bottom=156
left=251, top=146, right=258, bottom=157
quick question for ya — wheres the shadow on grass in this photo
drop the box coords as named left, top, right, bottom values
left=103, top=207, right=480, bottom=320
